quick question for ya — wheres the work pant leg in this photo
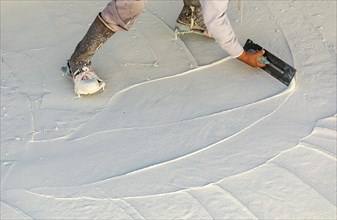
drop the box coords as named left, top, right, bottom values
left=101, top=0, right=147, bottom=31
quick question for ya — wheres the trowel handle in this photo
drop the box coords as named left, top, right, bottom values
left=258, top=56, right=270, bottom=65
left=247, top=49, right=270, bottom=65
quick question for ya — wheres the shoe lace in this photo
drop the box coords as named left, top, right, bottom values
left=73, top=67, right=94, bottom=81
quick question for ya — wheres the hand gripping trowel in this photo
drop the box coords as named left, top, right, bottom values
left=243, top=39, right=296, bottom=86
